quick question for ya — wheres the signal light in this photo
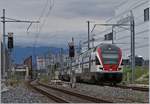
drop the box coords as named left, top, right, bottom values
left=69, top=45, right=75, bottom=57
left=104, top=32, right=113, bottom=40
left=8, top=32, right=14, bottom=49
left=68, top=38, right=75, bottom=57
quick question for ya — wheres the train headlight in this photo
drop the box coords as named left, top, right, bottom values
left=118, top=67, right=122, bottom=70
left=99, top=67, right=103, bottom=70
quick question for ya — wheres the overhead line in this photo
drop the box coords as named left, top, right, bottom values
left=33, top=0, right=54, bottom=59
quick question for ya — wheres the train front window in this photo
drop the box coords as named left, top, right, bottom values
left=95, top=56, right=100, bottom=65
left=102, top=53, right=118, bottom=64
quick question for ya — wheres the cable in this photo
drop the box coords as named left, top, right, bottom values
left=122, top=44, right=149, bottom=51
left=26, top=0, right=49, bottom=34
left=114, top=29, right=149, bottom=40
left=34, top=0, right=54, bottom=47
left=33, top=0, right=55, bottom=61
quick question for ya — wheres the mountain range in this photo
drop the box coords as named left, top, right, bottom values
left=12, top=46, right=68, bottom=64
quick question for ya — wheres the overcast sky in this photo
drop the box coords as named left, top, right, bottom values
left=0, top=0, right=126, bottom=48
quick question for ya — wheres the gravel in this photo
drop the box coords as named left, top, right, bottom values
left=38, top=85, right=92, bottom=103
left=56, top=82, right=149, bottom=103
left=75, top=83, right=148, bottom=103
left=5, top=81, right=148, bottom=103
left=1, top=83, right=54, bottom=103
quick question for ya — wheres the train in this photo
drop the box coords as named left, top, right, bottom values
left=59, top=43, right=123, bottom=85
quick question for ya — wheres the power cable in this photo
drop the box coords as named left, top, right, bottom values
left=34, top=0, right=54, bottom=47
left=26, top=0, right=49, bottom=33
left=122, top=44, right=149, bottom=51
left=33, top=0, right=54, bottom=62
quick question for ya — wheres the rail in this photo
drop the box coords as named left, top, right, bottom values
left=38, top=82, right=112, bottom=103
left=115, top=85, right=149, bottom=92
left=27, top=81, right=69, bottom=103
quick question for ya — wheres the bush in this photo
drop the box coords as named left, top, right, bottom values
left=122, top=66, right=149, bottom=84
left=39, top=74, right=49, bottom=83
left=6, top=79, right=20, bottom=87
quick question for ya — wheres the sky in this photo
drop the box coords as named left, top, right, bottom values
left=0, top=0, right=126, bottom=48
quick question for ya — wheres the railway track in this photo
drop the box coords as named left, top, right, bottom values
left=29, top=81, right=112, bottom=103
left=113, top=85, right=149, bottom=92
left=38, top=82, right=147, bottom=103
left=27, top=81, right=68, bottom=103
left=62, top=80, right=149, bottom=92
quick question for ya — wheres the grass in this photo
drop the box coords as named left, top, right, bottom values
left=39, top=74, right=49, bottom=83
left=122, top=66, right=149, bottom=84
left=5, top=79, right=21, bottom=87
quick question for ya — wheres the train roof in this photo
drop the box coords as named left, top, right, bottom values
left=79, top=44, right=120, bottom=56
left=97, top=43, right=119, bottom=48
left=97, top=44, right=120, bottom=52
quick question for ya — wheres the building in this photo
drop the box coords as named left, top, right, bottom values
left=13, top=64, right=29, bottom=80
left=23, top=56, right=32, bottom=78
left=36, top=54, right=55, bottom=71
left=94, top=0, right=149, bottom=60
left=36, top=56, right=47, bottom=71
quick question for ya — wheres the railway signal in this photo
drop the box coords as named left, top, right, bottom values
left=69, top=45, right=75, bottom=57
left=68, top=38, right=75, bottom=57
left=1, top=9, right=39, bottom=79
left=68, top=37, right=76, bottom=88
left=104, top=32, right=113, bottom=41
left=7, top=32, right=14, bottom=49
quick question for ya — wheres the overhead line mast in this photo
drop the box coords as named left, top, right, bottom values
left=1, top=9, right=39, bottom=79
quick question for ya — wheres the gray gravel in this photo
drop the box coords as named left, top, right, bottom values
left=1, top=83, right=54, bottom=103
left=76, top=83, right=149, bottom=103
left=38, top=85, right=92, bottom=103
left=59, top=82, right=149, bottom=103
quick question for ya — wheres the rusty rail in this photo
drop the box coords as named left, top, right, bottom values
left=115, top=85, right=149, bottom=92
left=27, top=81, right=69, bottom=103
left=38, top=82, right=112, bottom=103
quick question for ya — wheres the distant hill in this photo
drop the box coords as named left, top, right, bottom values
left=12, top=46, right=68, bottom=64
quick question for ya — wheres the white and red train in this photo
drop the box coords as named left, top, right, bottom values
left=60, top=44, right=123, bottom=85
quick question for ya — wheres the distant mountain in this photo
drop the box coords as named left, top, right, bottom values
left=12, top=46, right=68, bottom=64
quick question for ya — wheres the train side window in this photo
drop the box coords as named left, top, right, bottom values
left=95, top=56, right=100, bottom=65
left=144, top=8, right=149, bottom=22
left=121, top=61, right=124, bottom=65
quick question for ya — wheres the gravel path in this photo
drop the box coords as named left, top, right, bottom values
left=1, top=83, right=54, bottom=103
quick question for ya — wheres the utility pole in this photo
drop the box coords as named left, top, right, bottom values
left=2, top=9, right=6, bottom=79
left=112, top=25, right=114, bottom=44
left=60, top=48, right=63, bottom=77
left=92, top=35, right=94, bottom=48
left=87, top=21, right=91, bottom=72
left=78, top=40, right=81, bottom=54
left=130, top=11, right=135, bottom=83
left=87, top=21, right=90, bottom=49
left=68, top=37, right=76, bottom=88
left=1, top=9, right=39, bottom=79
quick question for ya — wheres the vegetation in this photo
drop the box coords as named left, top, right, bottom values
left=39, top=73, right=49, bottom=83
left=6, top=72, right=27, bottom=87
left=122, top=66, right=149, bottom=84
left=6, top=79, right=21, bottom=87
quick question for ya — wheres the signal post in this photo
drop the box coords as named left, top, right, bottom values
left=68, top=37, right=76, bottom=88
left=1, top=9, right=39, bottom=79
left=7, top=32, right=14, bottom=79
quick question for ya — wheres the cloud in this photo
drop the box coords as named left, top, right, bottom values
left=14, top=30, right=87, bottom=48
left=52, top=0, right=125, bottom=19
left=0, top=0, right=126, bottom=47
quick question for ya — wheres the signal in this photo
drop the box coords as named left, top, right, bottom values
left=8, top=32, right=14, bottom=49
left=69, top=45, right=75, bottom=57
left=68, top=37, right=75, bottom=57
left=104, top=32, right=113, bottom=40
